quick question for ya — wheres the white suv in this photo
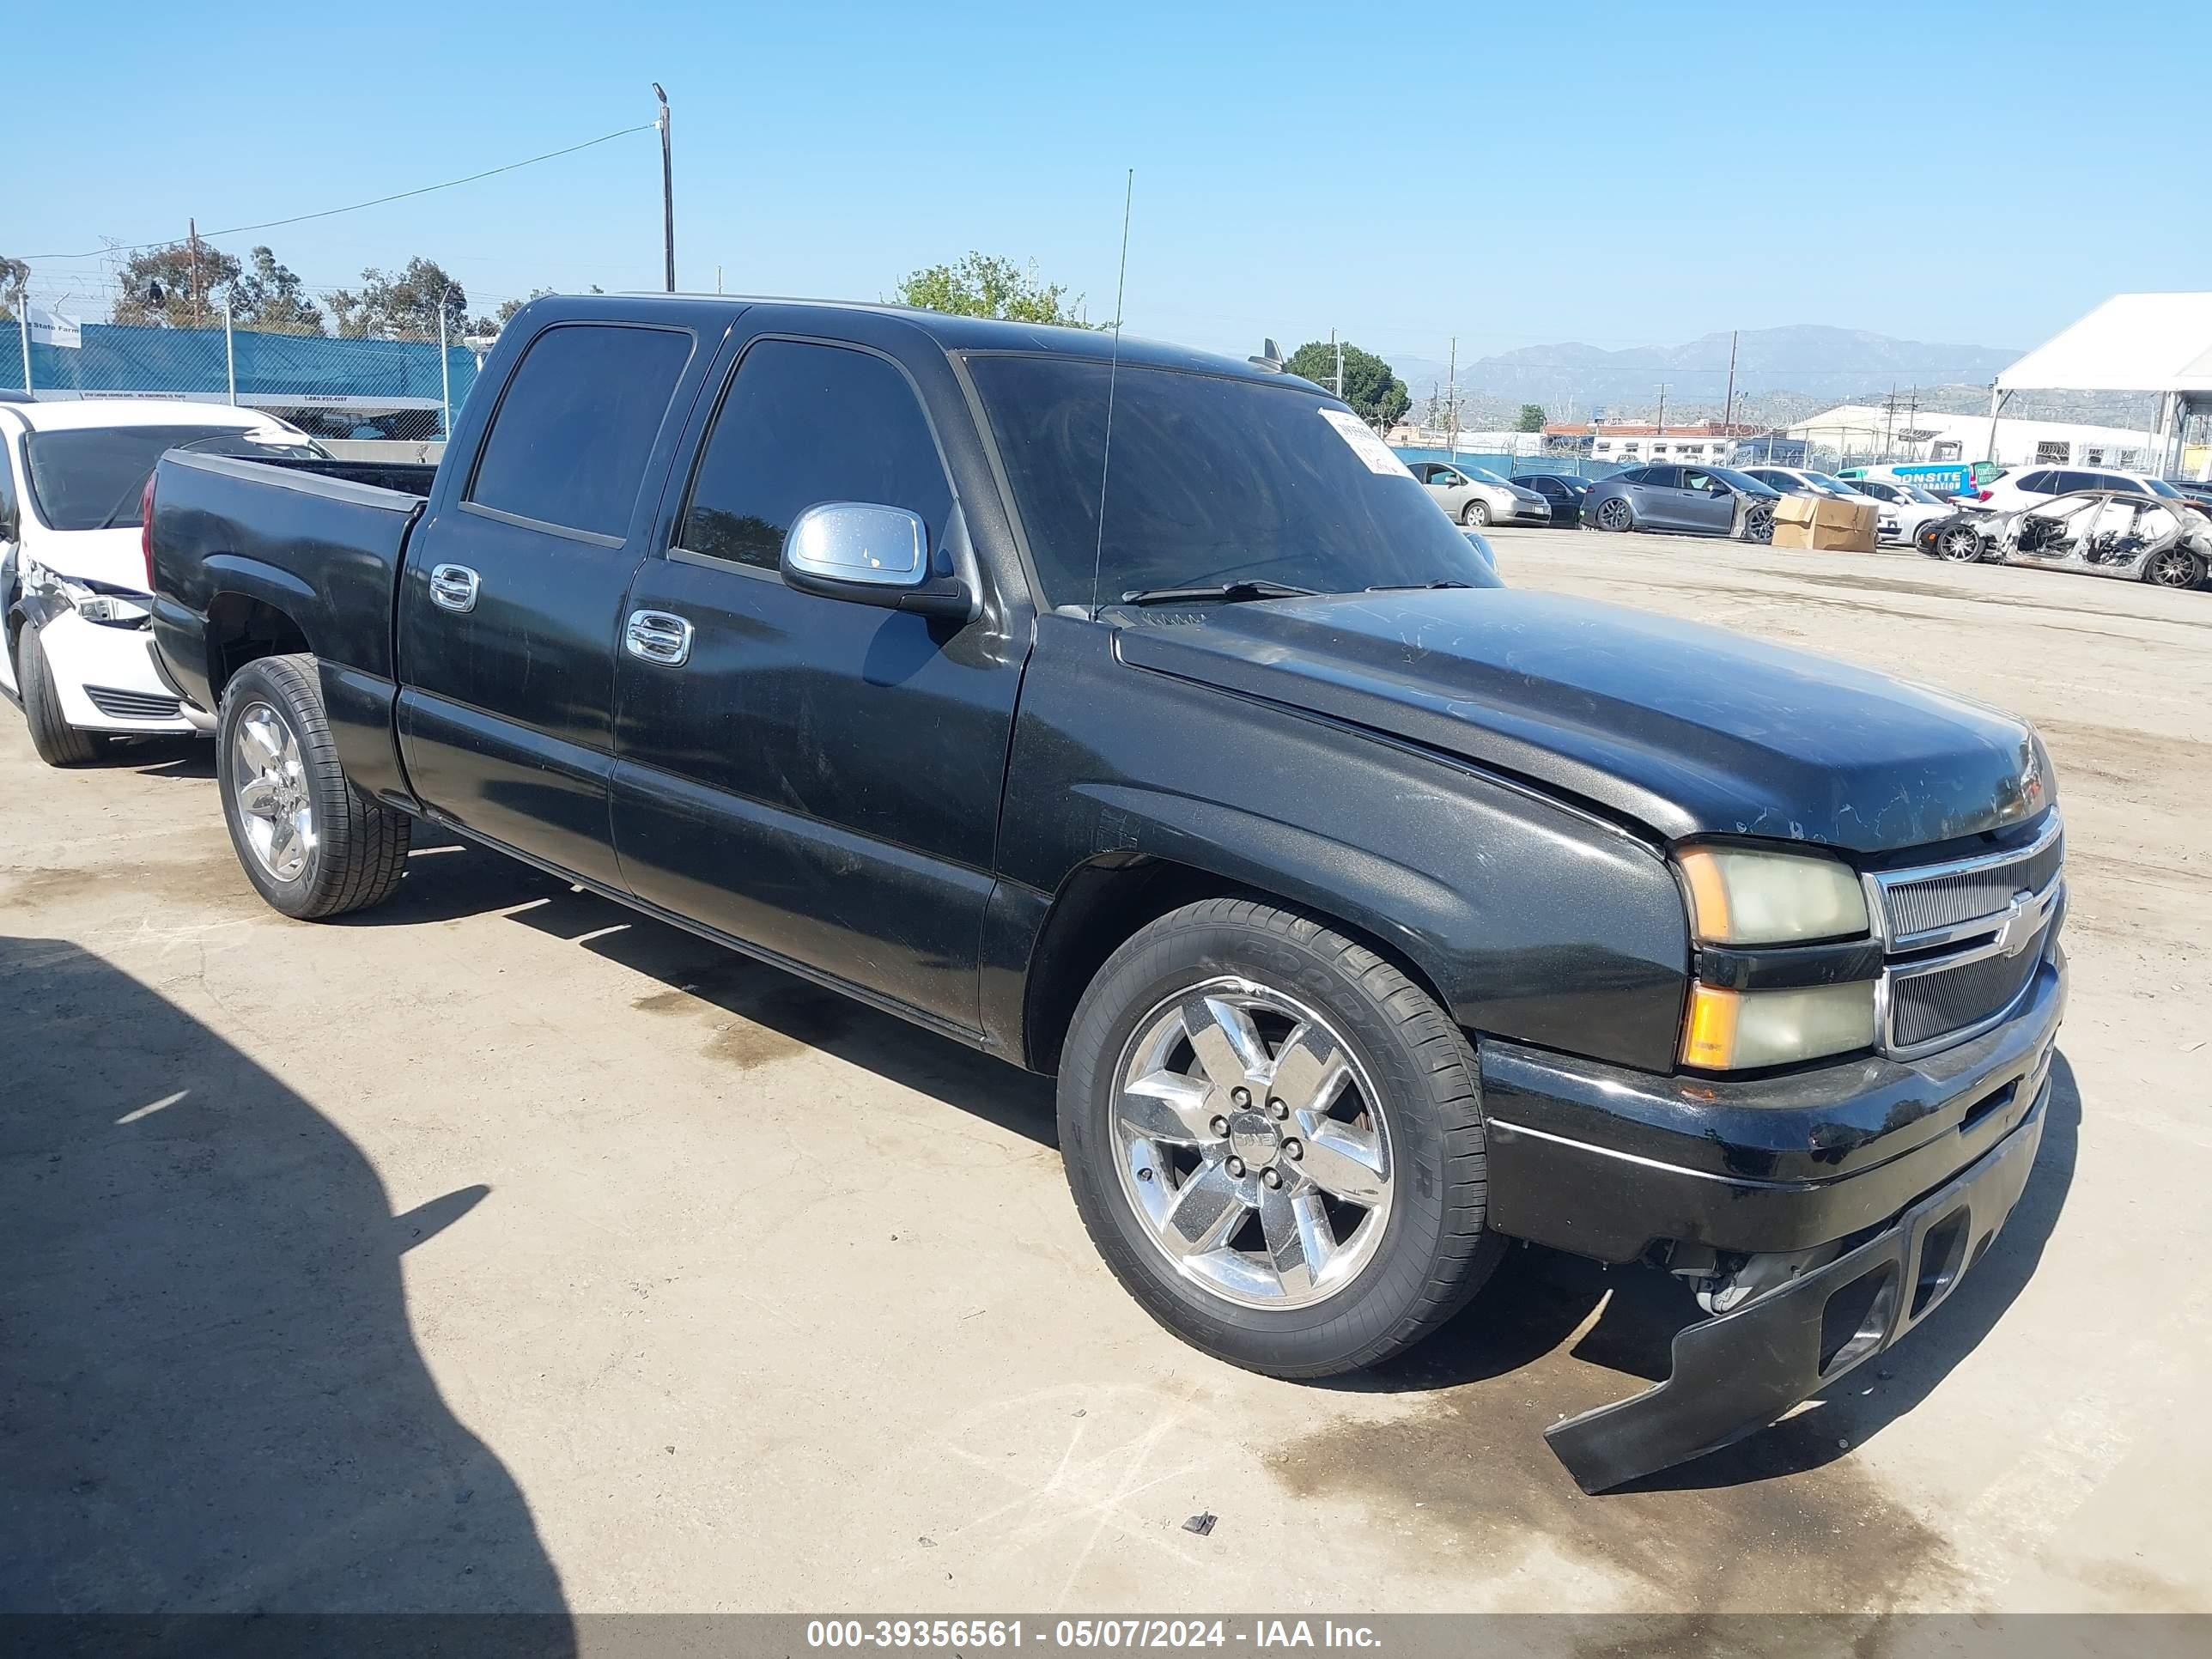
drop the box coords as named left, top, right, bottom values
left=1, top=398, right=313, bottom=765
left=1978, top=465, right=2205, bottom=520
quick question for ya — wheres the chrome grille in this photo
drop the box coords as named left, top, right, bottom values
left=1877, top=822, right=2064, bottom=943
left=1889, top=918, right=2052, bottom=1049
left=83, top=685, right=181, bottom=721
left=1872, top=813, right=2063, bottom=1057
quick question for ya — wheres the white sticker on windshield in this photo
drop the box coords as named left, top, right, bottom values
left=1318, top=406, right=1413, bottom=477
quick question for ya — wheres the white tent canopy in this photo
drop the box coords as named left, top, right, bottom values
left=1997, top=293, right=2212, bottom=393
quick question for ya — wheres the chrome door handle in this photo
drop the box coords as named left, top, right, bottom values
left=624, top=609, right=694, bottom=667
left=428, top=563, right=480, bottom=613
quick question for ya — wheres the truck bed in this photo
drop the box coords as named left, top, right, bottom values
left=147, top=451, right=430, bottom=708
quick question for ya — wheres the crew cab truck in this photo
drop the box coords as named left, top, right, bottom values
left=147, top=295, right=2067, bottom=1492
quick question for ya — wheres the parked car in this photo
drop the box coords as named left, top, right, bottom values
left=2160, top=477, right=2212, bottom=516
left=1741, top=465, right=1877, bottom=504
left=1582, top=463, right=1783, bottom=541
left=1918, top=488, right=2208, bottom=589
left=1976, top=465, right=2203, bottom=518
left=1408, top=460, right=1550, bottom=527
left=1842, top=476, right=1959, bottom=545
left=149, top=295, right=2066, bottom=1492
left=1511, top=471, right=1592, bottom=528
left=0, top=398, right=323, bottom=766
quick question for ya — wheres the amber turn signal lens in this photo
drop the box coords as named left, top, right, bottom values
left=1680, top=984, right=1741, bottom=1069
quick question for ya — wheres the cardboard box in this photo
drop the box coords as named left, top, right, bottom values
left=1769, top=493, right=1877, bottom=551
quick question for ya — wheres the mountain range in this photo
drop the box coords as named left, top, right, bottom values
left=1389, top=325, right=2023, bottom=422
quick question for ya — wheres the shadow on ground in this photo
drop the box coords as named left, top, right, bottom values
left=0, top=934, right=573, bottom=1634
left=349, top=834, right=1058, bottom=1151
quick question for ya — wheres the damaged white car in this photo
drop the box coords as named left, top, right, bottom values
left=1918, top=487, right=2210, bottom=591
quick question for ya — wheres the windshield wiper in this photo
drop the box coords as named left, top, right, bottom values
left=1116, top=579, right=1319, bottom=606
left=1365, top=579, right=1475, bottom=592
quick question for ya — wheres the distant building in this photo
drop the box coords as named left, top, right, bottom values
left=1784, top=402, right=2159, bottom=471
left=1541, top=420, right=1769, bottom=465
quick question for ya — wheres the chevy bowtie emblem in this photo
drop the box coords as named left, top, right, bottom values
left=1994, top=890, right=2039, bottom=957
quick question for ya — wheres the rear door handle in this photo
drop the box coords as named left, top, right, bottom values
left=624, top=609, right=694, bottom=667
left=428, top=563, right=479, bottom=613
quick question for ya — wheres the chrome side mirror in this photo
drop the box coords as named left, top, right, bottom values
left=780, top=501, right=975, bottom=620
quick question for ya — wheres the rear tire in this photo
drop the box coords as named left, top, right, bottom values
left=1057, top=898, right=1504, bottom=1379
left=18, top=622, right=100, bottom=768
left=1593, top=496, right=1634, bottom=533
left=217, top=653, right=410, bottom=920
left=1936, top=522, right=1984, bottom=562
left=1463, top=500, right=1492, bottom=528
left=2144, top=547, right=2204, bottom=590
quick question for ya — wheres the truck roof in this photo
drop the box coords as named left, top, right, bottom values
left=521, top=292, right=1310, bottom=390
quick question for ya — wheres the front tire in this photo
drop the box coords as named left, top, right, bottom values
left=1462, top=500, right=1492, bottom=528
left=217, top=653, right=410, bottom=920
left=1058, top=898, right=1503, bottom=1379
left=18, top=622, right=99, bottom=767
left=1936, top=522, right=1984, bottom=562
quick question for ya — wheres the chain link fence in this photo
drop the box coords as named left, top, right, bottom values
left=1, top=251, right=541, bottom=448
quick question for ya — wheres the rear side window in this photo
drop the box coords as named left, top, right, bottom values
left=468, top=324, right=691, bottom=539
left=678, top=339, right=951, bottom=572
left=2016, top=471, right=2053, bottom=492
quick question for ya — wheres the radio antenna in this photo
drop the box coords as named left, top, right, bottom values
left=1088, top=168, right=1134, bottom=617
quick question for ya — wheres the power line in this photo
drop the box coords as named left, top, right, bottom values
left=22, top=125, right=655, bottom=260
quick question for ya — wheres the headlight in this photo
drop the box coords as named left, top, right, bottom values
left=1676, top=845, right=1868, bottom=944
left=1680, top=981, right=1876, bottom=1070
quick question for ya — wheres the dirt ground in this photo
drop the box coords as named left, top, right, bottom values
left=3, top=529, right=2207, bottom=1619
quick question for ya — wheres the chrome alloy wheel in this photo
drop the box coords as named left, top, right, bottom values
left=232, top=700, right=315, bottom=881
left=1110, top=978, right=1395, bottom=1310
left=1595, top=497, right=1632, bottom=532
left=2148, top=548, right=2200, bottom=588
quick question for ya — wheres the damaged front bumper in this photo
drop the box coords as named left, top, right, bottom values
left=1544, top=1070, right=2049, bottom=1492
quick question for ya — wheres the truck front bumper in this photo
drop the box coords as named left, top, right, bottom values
left=1477, top=951, right=2064, bottom=1491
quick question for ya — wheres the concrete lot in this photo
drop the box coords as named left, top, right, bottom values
left=3, top=530, right=2208, bottom=1618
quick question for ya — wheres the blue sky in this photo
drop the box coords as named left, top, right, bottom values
left=12, top=0, right=2209, bottom=364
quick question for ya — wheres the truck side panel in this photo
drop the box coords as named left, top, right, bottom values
left=149, top=452, right=423, bottom=805
left=996, top=616, right=1692, bottom=1074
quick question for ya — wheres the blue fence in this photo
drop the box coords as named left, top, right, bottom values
left=3, top=319, right=479, bottom=439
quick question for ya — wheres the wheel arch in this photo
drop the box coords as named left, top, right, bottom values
left=1018, top=850, right=1461, bottom=1077
left=204, top=589, right=313, bottom=702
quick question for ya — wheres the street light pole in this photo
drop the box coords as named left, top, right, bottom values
left=653, top=83, right=676, bottom=293
left=438, top=283, right=455, bottom=439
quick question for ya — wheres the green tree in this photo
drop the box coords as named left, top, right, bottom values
left=896, top=252, right=1087, bottom=325
left=1283, top=341, right=1410, bottom=429
left=328, top=258, right=468, bottom=340
left=109, top=241, right=243, bottom=328
left=226, top=246, right=325, bottom=335
left=0, top=255, right=28, bottom=322
left=1516, top=403, right=1547, bottom=432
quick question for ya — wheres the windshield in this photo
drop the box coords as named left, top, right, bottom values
left=1806, top=472, right=1857, bottom=494
left=1465, top=467, right=1510, bottom=486
left=1709, top=465, right=1778, bottom=495
left=967, top=356, right=1500, bottom=607
left=2138, top=477, right=2183, bottom=500
left=24, top=423, right=270, bottom=531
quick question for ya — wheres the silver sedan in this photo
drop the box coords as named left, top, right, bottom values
left=1408, top=461, right=1552, bottom=527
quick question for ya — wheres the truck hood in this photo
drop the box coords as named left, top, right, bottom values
left=1113, top=588, right=2048, bottom=854
left=25, top=528, right=150, bottom=593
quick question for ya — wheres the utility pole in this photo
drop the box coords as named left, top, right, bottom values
left=1332, top=329, right=1344, bottom=399
left=1446, top=336, right=1458, bottom=455
left=1882, top=384, right=1897, bottom=460
left=1721, top=331, right=1738, bottom=432
left=653, top=83, right=676, bottom=292
left=1656, top=381, right=1667, bottom=436
left=188, top=217, right=203, bottom=326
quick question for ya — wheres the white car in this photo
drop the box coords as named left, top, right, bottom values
left=1842, top=476, right=1957, bottom=544
left=1974, top=464, right=2207, bottom=522
left=1, top=398, right=314, bottom=765
left=1741, top=465, right=1881, bottom=505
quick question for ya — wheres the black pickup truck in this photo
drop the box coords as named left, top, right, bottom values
left=147, top=295, right=2066, bottom=1491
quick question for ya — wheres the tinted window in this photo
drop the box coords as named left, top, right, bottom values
left=0, top=436, right=16, bottom=535
left=468, top=324, right=690, bottom=538
left=968, top=355, right=1497, bottom=606
left=22, top=424, right=258, bottom=532
left=1642, top=465, right=1681, bottom=488
left=2014, top=471, right=2051, bottom=492
left=679, top=339, right=951, bottom=573
left=1614, top=467, right=1648, bottom=484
